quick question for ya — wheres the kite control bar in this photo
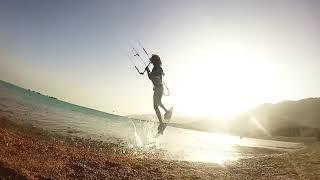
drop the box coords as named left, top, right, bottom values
left=130, top=43, right=151, bottom=75
left=127, top=42, right=171, bottom=96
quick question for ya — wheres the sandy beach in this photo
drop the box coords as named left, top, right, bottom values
left=1, top=110, right=320, bottom=180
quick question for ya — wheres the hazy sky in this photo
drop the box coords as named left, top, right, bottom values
left=1, top=0, right=320, bottom=117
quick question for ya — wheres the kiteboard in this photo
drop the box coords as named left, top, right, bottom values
left=155, top=107, right=173, bottom=137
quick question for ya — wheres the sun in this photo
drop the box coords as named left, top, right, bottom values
left=167, top=39, right=281, bottom=119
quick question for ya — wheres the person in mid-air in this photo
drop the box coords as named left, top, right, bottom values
left=145, top=54, right=170, bottom=130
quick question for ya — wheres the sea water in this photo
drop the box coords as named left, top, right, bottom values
left=0, top=80, right=303, bottom=163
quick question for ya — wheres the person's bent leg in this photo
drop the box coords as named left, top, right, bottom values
left=159, top=103, right=168, bottom=112
left=157, top=87, right=168, bottom=112
left=154, top=104, right=163, bottom=124
left=153, top=91, right=163, bottom=124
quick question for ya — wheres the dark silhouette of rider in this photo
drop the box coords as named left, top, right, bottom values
left=145, top=54, right=169, bottom=130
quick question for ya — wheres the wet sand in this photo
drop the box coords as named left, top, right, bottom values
left=1, top=111, right=320, bottom=179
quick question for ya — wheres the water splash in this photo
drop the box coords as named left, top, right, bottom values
left=129, top=119, right=143, bottom=147
left=143, top=120, right=159, bottom=143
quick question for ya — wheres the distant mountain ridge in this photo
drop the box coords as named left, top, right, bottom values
left=129, top=98, right=320, bottom=138
left=246, top=98, right=320, bottom=136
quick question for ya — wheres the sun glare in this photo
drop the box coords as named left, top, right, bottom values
left=162, top=131, right=241, bottom=164
left=170, top=39, right=281, bottom=119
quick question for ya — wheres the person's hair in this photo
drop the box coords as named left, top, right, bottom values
left=150, top=54, right=162, bottom=66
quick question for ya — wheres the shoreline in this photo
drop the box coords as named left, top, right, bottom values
left=1, top=113, right=320, bottom=179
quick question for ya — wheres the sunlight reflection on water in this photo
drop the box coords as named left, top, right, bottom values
left=138, top=126, right=303, bottom=164
left=144, top=127, right=241, bottom=164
